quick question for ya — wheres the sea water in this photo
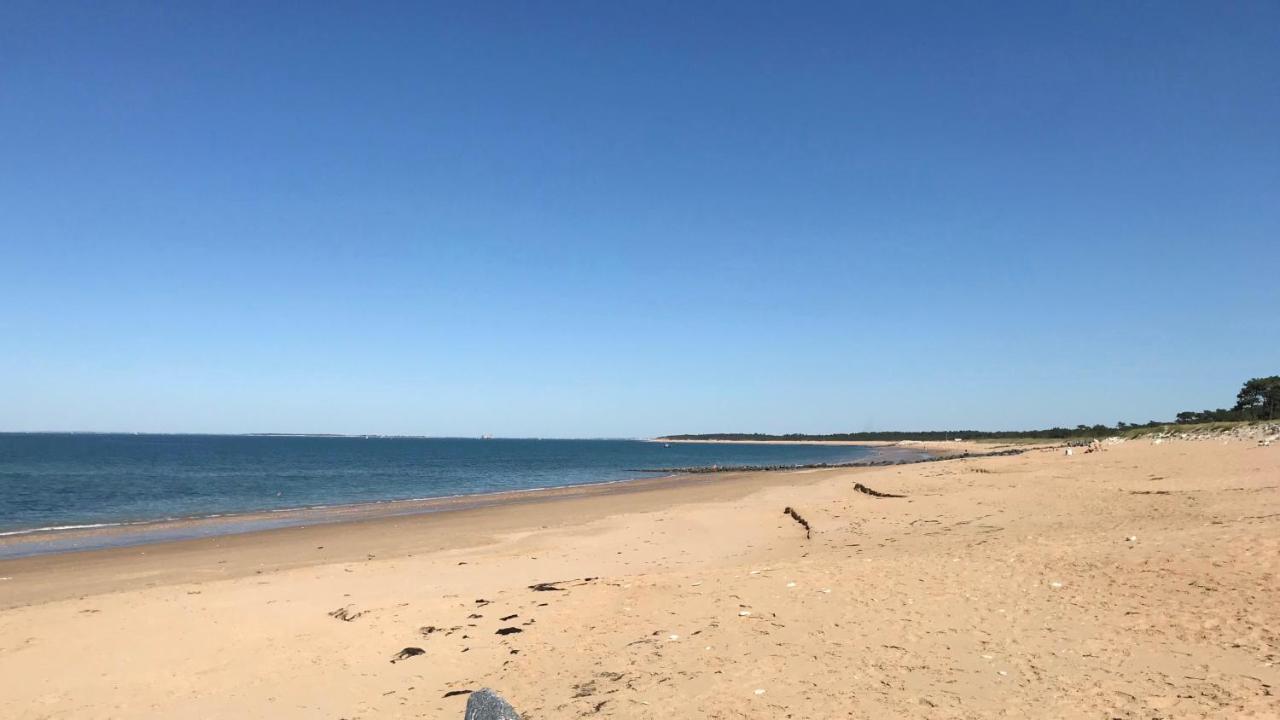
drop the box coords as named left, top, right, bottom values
left=0, top=434, right=889, bottom=538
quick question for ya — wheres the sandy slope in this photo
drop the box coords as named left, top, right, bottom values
left=0, top=439, right=1276, bottom=718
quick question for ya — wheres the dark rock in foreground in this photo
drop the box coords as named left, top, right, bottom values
left=464, top=688, right=521, bottom=720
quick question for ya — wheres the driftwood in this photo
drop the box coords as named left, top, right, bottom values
left=528, top=582, right=566, bottom=592
left=853, top=482, right=905, bottom=498
left=328, top=606, right=365, bottom=622
left=390, top=647, right=425, bottom=663
left=783, top=507, right=811, bottom=538
left=528, top=577, right=597, bottom=592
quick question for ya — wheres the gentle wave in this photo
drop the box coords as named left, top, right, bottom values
left=0, top=473, right=673, bottom=540
left=0, top=522, right=125, bottom=537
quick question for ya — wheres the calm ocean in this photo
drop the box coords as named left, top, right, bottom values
left=0, top=434, right=891, bottom=539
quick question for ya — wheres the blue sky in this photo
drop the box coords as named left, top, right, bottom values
left=2, top=2, right=1277, bottom=436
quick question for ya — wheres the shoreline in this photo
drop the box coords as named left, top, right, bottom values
left=0, top=473, right=667, bottom=559
left=0, top=460, right=897, bottom=609
left=0, top=444, right=934, bottom=561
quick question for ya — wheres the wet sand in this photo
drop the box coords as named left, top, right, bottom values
left=1, top=438, right=1276, bottom=718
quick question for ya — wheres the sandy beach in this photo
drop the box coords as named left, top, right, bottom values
left=1, top=438, right=1276, bottom=718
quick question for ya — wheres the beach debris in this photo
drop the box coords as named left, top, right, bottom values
left=420, top=625, right=439, bottom=636
left=738, top=610, right=752, bottom=617
left=390, top=647, right=425, bottom=663
left=786, top=582, right=797, bottom=588
left=1126, top=535, right=1138, bottom=542
left=528, top=577, right=596, bottom=592
left=468, top=613, right=484, bottom=619
left=444, top=689, right=474, bottom=698
left=572, top=680, right=601, bottom=698
left=1049, top=581, right=1064, bottom=589
left=496, top=627, right=524, bottom=636
left=529, top=582, right=563, bottom=592
left=754, top=688, right=766, bottom=696
left=783, top=506, right=811, bottom=538
left=668, top=634, right=679, bottom=641
left=853, top=482, right=905, bottom=498
left=499, top=614, right=518, bottom=621
left=328, top=606, right=365, bottom=622
left=475, top=598, right=492, bottom=606
left=464, top=688, right=522, bottom=720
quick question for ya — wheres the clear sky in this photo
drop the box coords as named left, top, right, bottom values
left=2, top=2, right=1277, bottom=437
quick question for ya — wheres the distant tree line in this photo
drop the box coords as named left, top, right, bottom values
left=1174, top=376, right=1280, bottom=424
left=662, top=375, right=1279, bottom=442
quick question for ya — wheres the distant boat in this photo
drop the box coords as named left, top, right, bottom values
left=481, top=434, right=493, bottom=440
left=663, top=443, right=671, bottom=448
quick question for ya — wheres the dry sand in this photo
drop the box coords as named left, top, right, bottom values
left=1, top=439, right=1276, bottom=718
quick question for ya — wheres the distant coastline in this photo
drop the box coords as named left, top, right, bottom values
left=652, top=437, right=901, bottom=447
left=657, top=431, right=1076, bottom=442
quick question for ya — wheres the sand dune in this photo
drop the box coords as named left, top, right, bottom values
left=1, top=439, right=1276, bottom=718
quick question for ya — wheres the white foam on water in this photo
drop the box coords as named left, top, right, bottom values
left=0, top=522, right=124, bottom=537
